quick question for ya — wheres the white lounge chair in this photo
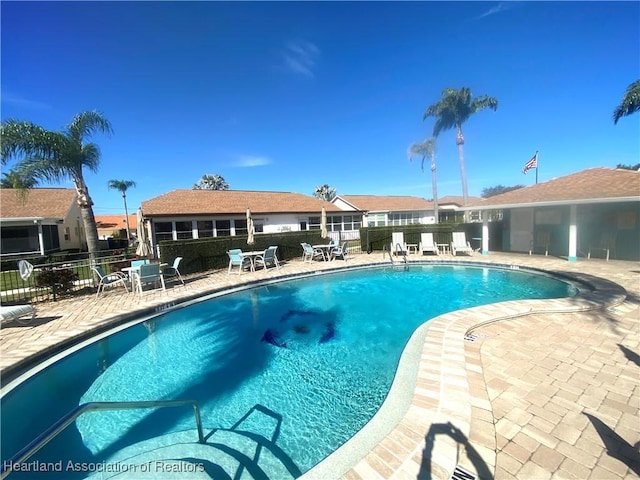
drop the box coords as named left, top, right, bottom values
left=92, top=266, right=129, bottom=298
left=529, top=231, right=550, bottom=256
left=255, top=246, right=280, bottom=271
left=391, top=232, right=407, bottom=256
left=419, top=233, right=439, bottom=256
left=0, top=304, right=36, bottom=325
left=588, top=232, right=616, bottom=261
left=451, top=232, right=474, bottom=256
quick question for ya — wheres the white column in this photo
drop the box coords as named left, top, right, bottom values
left=482, top=211, right=489, bottom=255
left=37, top=221, right=45, bottom=255
left=568, top=204, right=577, bottom=262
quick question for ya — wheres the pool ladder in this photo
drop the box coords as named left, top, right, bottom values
left=0, top=399, right=205, bottom=479
left=384, top=243, right=408, bottom=264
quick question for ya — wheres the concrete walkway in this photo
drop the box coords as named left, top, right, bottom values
left=1, top=252, right=639, bottom=479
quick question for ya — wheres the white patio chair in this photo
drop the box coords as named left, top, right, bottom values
left=92, top=266, right=129, bottom=298
left=451, top=232, right=474, bottom=256
left=419, top=233, right=439, bottom=256
left=163, top=256, right=185, bottom=286
left=254, top=246, right=281, bottom=271
left=329, top=242, right=349, bottom=261
left=134, top=263, right=166, bottom=296
left=301, top=243, right=324, bottom=262
left=529, top=231, right=550, bottom=256
left=227, top=249, right=251, bottom=274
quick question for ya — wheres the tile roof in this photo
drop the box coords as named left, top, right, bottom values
left=141, top=190, right=342, bottom=216
left=470, top=167, right=640, bottom=209
left=95, top=215, right=138, bottom=231
left=0, top=188, right=77, bottom=219
left=337, top=195, right=433, bottom=212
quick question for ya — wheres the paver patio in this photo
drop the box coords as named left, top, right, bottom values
left=1, top=252, right=638, bottom=479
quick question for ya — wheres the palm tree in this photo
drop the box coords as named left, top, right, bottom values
left=108, top=179, right=136, bottom=240
left=424, top=87, right=498, bottom=217
left=1, top=110, right=113, bottom=265
left=313, top=184, right=336, bottom=201
left=408, top=137, right=439, bottom=223
left=0, top=169, right=38, bottom=189
left=613, top=80, right=640, bottom=124
left=193, top=174, right=229, bottom=190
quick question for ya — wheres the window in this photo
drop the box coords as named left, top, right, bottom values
left=154, top=222, right=173, bottom=242
left=216, top=220, right=231, bottom=237
left=342, top=215, right=361, bottom=231
left=175, top=221, right=193, bottom=240
left=368, top=214, right=387, bottom=227
left=308, top=216, right=321, bottom=230
left=328, top=215, right=342, bottom=231
left=255, top=223, right=264, bottom=233
left=235, top=219, right=247, bottom=236
left=197, top=220, right=214, bottom=238
left=64, top=227, right=70, bottom=241
left=389, top=212, right=422, bottom=226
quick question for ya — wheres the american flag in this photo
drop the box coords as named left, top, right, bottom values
left=522, top=152, right=538, bottom=174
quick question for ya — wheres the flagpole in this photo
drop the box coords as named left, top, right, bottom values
left=535, top=150, right=539, bottom=185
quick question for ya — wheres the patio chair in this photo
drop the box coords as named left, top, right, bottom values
left=301, top=243, right=324, bottom=262
left=131, top=259, right=150, bottom=268
left=163, top=256, right=185, bottom=286
left=329, top=242, right=349, bottom=261
left=134, top=263, right=166, bottom=296
left=529, top=231, right=550, bottom=256
left=92, top=266, right=129, bottom=298
left=228, top=249, right=251, bottom=274
left=419, top=233, right=439, bottom=256
left=588, top=232, right=616, bottom=261
left=391, top=232, right=407, bottom=256
left=0, top=304, right=36, bottom=326
left=451, top=232, right=474, bottom=256
left=254, top=246, right=281, bottom=271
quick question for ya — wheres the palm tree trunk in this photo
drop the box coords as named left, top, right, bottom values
left=122, top=193, right=131, bottom=241
left=73, top=177, right=100, bottom=266
left=456, top=124, right=469, bottom=223
left=430, top=153, right=439, bottom=224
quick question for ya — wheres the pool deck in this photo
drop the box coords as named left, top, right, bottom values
left=1, top=252, right=639, bottom=479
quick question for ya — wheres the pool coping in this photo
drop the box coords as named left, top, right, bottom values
left=0, top=258, right=630, bottom=479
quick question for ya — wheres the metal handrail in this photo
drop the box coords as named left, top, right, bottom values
left=1, top=399, right=205, bottom=479
left=394, top=243, right=408, bottom=263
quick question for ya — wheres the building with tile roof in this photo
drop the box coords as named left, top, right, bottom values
left=141, top=190, right=351, bottom=248
left=95, top=215, right=138, bottom=240
left=332, top=195, right=436, bottom=226
left=462, top=168, right=640, bottom=261
left=0, top=188, right=85, bottom=255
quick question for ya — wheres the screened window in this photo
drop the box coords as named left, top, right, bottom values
left=216, top=220, right=231, bottom=237
left=154, top=222, right=173, bottom=242
left=308, top=216, right=321, bottom=230
left=235, top=219, right=247, bottom=236
left=328, top=215, right=342, bottom=232
left=175, top=221, right=193, bottom=240
left=197, top=220, right=214, bottom=238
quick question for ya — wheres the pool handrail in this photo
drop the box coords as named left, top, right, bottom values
left=1, top=399, right=205, bottom=479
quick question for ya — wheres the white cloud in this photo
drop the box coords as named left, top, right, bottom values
left=234, top=155, right=272, bottom=167
left=282, top=40, right=320, bottom=78
left=1, top=92, right=51, bottom=110
left=477, top=1, right=522, bottom=19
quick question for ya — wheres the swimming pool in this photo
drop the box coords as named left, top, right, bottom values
left=1, top=264, right=578, bottom=479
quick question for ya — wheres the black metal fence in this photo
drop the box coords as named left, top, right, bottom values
left=0, top=250, right=134, bottom=305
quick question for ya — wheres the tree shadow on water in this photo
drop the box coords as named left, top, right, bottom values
left=419, top=422, right=493, bottom=480
left=584, top=412, right=640, bottom=476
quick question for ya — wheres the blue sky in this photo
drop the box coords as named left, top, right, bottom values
left=2, top=1, right=639, bottom=215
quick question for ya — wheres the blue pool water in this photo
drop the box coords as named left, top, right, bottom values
left=1, top=265, right=578, bottom=478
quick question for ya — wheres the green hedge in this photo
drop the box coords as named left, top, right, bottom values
left=359, top=224, right=455, bottom=252
left=158, top=231, right=327, bottom=275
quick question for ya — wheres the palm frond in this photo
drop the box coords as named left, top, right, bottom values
left=67, top=110, right=113, bottom=142
left=613, top=80, right=640, bottom=124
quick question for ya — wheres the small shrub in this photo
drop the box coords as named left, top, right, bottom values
left=35, top=267, right=79, bottom=297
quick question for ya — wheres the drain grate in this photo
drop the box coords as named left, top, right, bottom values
left=450, top=465, right=477, bottom=480
left=464, top=332, right=489, bottom=343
